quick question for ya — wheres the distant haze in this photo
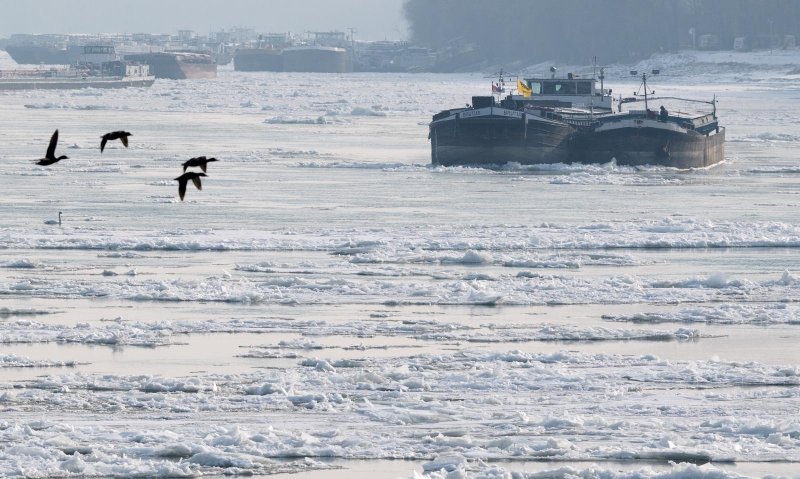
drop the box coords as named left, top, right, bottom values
left=0, top=0, right=408, bottom=41
left=405, top=0, right=800, bottom=67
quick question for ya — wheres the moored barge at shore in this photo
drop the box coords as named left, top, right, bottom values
left=0, top=45, right=154, bottom=90
left=429, top=70, right=725, bottom=169
left=234, top=47, right=283, bottom=72
left=124, top=51, right=217, bottom=79
left=0, top=66, right=154, bottom=90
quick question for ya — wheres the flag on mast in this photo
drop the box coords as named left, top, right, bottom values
left=517, top=79, right=532, bottom=97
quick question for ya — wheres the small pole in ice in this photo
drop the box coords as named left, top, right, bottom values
left=58, top=211, right=62, bottom=226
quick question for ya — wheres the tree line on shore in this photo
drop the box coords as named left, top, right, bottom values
left=403, top=0, right=800, bottom=67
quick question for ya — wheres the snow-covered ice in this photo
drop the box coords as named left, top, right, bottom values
left=1, top=49, right=800, bottom=478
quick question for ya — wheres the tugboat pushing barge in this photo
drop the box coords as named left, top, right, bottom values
left=429, top=68, right=725, bottom=169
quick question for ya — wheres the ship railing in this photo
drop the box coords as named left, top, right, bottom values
left=625, top=108, right=713, bottom=122
left=638, top=95, right=715, bottom=107
left=562, top=118, right=601, bottom=128
left=620, top=95, right=717, bottom=117
left=604, top=108, right=718, bottom=131
left=525, top=106, right=609, bottom=128
left=0, top=67, right=85, bottom=79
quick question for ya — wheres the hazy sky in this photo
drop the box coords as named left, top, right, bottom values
left=0, top=0, right=408, bottom=41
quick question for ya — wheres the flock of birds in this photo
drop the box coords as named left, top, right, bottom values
left=35, top=129, right=218, bottom=201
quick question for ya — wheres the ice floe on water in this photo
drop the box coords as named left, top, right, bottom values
left=417, top=461, right=758, bottom=478
left=0, top=348, right=797, bottom=476
left=2, top=258, right=45, bottom=269
left=2, top=265, right=798, bottom=306
left=548, top=173, right=684, bottom=186
left=5, top=218, right=800, bottom=253
left=603, top=303, right=800, bottom=325
left=347, top=249, right=647, bottom=268
left=267, top=147, right=328, bottom=159
left=300, top=159, right=689, bottom=185
left=731, top=132, right=800, bottom=143
left=0, top=421, right=331, bottom=477
left=0, top=320, right=177, bottom=347
left=265, top=115, right=331, bottom=125
left=0, top=307, right=54, bottom=317
left=0, top=354, right=78, bottom=369
left=3, top=53, right=800, bottom=478
left=0, top=316, right=702, bottom=348
left=350, top=106, right=387, bottom=117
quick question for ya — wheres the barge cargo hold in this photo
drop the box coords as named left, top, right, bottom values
left=0, top=45, right=154, bottom=90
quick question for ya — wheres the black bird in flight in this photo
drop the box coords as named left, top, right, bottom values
left=174, top=172, right=207, bottom=201
left=182, top=156, right=218, bottom=172
left=36, top=129, right=68, bottom=166
left=100, top=130, right=132, bottom=153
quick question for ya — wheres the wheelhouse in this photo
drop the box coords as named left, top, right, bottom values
left=527, top=78, right=595, bottom=96
left=511, top=75, right=614, bottom=110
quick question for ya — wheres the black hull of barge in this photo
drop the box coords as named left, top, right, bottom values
left=430, top=120, right=725, bottom=169
left=570, top=127, right=726, bottom=169
left=430, top=116, right=574, bottom=166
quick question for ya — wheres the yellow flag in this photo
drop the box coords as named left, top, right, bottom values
left=517, top=79, right=532, bottom=97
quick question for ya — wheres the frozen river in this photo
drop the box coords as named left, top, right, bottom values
left=0, top=50, right=799, bottom=478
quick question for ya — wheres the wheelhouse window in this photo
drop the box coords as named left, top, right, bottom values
left=542, top=81, right=577, bottom=95
left=541, top=81, right=558, bottom=94
left=527, top=79, right=593, bottom=95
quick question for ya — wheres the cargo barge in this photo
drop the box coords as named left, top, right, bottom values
left=0, top=66, right=154, bottom=90
left=234, top=46, right=351, bottom=73
left=281, top=46, right=351, bottom=73
left=4, top=43, right=78, bottom=65
left=233, top=32, right=353, bottom=73
left=3, top=33, right=223, bottom=80
left=0, top=45, right=154, bottom=90
left=429, top=70, right=724, bottom=169
left=233, top=47, right=283, bottom=71
left=123, top=51, right=217, bottom=79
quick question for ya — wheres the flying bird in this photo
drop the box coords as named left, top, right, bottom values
left=100, top=130, right=133, bottom=153
left=182, top=156, right=218, bottom=172
left=174, top=172, right=207, bottom=201
left=100, top=130, right=132, bottom=153
left=36, top=129, right=68, bottom=166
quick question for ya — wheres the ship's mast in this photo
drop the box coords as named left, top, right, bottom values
left=631, top=69, right=659, bottom=110
left=498, top=68, right=504, bottom=95
left=643, top=72, right=649, bottom=110
left=599, top=67, right=605, bottom=98
left=489, top=68, right=511, bottom=99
